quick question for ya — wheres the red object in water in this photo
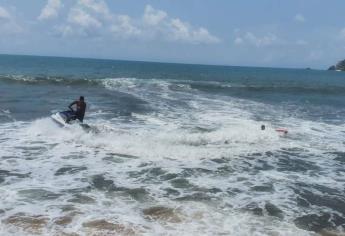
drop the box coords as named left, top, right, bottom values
left=276, top=128, right=288, bottom=134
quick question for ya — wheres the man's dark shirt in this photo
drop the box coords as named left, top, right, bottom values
left=69, top=101, right=86, bottom=122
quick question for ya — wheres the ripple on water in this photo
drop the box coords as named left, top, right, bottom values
left=264, top=202, right=284, bottom=219
left=215, top=165, right=235, bottom=176
left=176, top=192, right=213, bottom=202
left=170, top=178, right=194, bottom=189
left=127, top=167, right=167, bottom=180
left=253, top=159, right=275, bottom=171
left=293, top=188, right=345, bottom=215
left=329, top=151, right=345, bottom=163
left=180, top=167, right=213, bottom=177
left=163, top=188, right=181, bottom=197
left=126, top=188, right=151, bottom=202
left=276, top=156, right=320, bottom=172
left=243, top=202, right=264, bottom=216
left=294, top=213, right=345, bottom=233
left=67, top=194, right=96, bottom=204
left=91, top=174, right=117, bottom=191
left=160, top=173, right=178, bottom=181
left=90, top=174, right=151, bottom=202
left=54, top=166, right=87, bottom=176
left=251, top=183, right=274, bottom=193
left=107, top=152, right=139, bottom=159
left=210, top=157, right=229, bottom=164
left=18, top=189, right=62, bottom=201
left=0, top=169, right=30, bottom=180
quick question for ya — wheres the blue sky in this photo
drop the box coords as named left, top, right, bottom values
left=0, top=0, right=344, bottom=68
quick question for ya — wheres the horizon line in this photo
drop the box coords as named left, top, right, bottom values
left=0, top=53, right=322, bottom=71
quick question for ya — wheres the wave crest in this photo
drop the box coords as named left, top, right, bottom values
left=2, top=74, right=344, bottom=95
left=0, top=74, right=99, bottom=86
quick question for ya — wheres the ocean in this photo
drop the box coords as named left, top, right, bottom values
left=0, top=54, right=345, bottom=235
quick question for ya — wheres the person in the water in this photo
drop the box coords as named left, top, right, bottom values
left=261, top=124, right=288, bottom=135
left=69, top=96, right=86, bottom=122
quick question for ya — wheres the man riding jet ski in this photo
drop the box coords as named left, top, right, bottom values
left=51, top=96, right=86, bottom=125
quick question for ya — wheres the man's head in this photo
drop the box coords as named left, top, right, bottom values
left=79, top=96, right=84, bottom=101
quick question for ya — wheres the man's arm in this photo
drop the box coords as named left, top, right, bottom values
left=68, top=101, right=77, bottom=110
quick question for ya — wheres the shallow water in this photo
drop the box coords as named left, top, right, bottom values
left=0, top=55, right=345, bottom=235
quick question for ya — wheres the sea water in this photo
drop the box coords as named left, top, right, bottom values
left=0, top=54, right=345, bottom=235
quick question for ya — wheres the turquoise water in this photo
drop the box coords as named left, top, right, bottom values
left=0, top=54, right=345, bottom=235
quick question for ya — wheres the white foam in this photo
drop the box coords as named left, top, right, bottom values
left=1, top=78, right=345, bottom=235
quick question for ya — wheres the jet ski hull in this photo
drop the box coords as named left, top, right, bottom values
left=51, top=110, right=76, bottom=126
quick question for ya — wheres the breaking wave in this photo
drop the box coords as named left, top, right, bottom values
left=2, top=74, right=345, bottom=96
left=1, top=58, right=345, bottom=235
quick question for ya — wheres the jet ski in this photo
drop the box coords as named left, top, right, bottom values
left=51, top=109, right=78, bottom=126
left=51, top=109, right=91, bottom=130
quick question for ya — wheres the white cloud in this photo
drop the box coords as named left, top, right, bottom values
left=0, top=6, right=11, bottom=20
left=143, top=5, right=167, bottom=26
left=68, top=7, right=102, bottom=29
left=191, top=27, right=220, bottom=44
left=140, top=5, right=220, bottom=44
left=38, top=0, right=62, bottom=21
left=339, top=28, right=345, bottom=39
left=54, top=3, right=220, bottom=44
left=234, top=31, right=278, bottom=47
left=296, top=39, right=308, bottom=46
left=111, top=15, right=141, bottom=38
left=234, top=37, right=243, bottom=45
left=169, top=18, right=219, bottom=43
left=294, top=14, right=305, bottom=23
left=170, top=18, right=189, bottom=41
left=0, top=5, right=22, bottom=35
left=56, top=0, right=109, bottom=36
left=77, top=0, right=112, bottom=19
left=54, top=25, right=73, bottom=37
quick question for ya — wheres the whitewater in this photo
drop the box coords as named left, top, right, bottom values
left=0, top=55, right=345, bottom=235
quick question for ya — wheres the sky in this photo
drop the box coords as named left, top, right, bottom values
left=0, top=0, right=345, bottom=69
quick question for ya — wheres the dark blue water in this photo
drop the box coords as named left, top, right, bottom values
left=0, top=54, right=345, bottom=235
